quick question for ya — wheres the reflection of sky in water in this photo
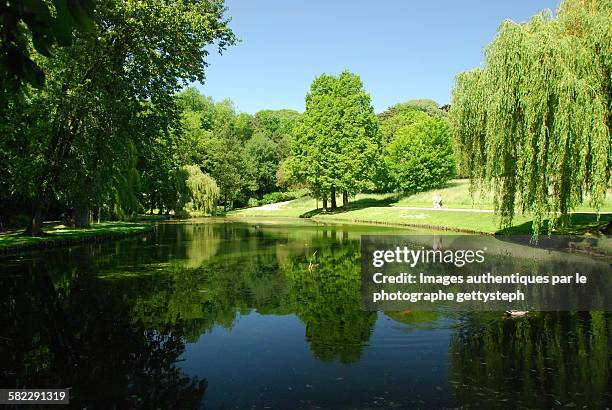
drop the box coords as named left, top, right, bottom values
left=1, top=220, right=609, bottom=409
left=180, top=310, right=454, bottom=409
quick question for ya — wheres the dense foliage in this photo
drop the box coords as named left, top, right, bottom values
left=182, top=165, right=220, bottom=216
left=2, top=0, right=606, bottom=236
left=168, top=88, right=300, bottom=210
left=0, top=0, right=95, bottom=90
left=450, top=0, right=611, bottom=234
left=385, top=116, right=455, bottom=193
left=377, top=100, right=455, bottom=193
left=0, top=0, right=235, bottom=234
left=289, top=71, right=381, bottom=209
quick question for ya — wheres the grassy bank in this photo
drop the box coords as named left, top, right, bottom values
left=0, top=221, right=153, bottom=253
left=312, top=208, right=530, bottom=234
left=228, top=179, right=612, bottom=235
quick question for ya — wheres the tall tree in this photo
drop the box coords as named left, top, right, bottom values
left=385, top=116, right=455, bottom=194
left=174, top=88, right=255, bottom=209
left=1, top=0, right=235, bottom=235
left=253, top=109, right=300, bottom=155
left=182, top=165, right=220, bottom=215
left=0, top=0, right=95, bottom=90
left=245, top=133, right=280, bottom=196
left=290, top=71, right=380, bottom=210
left=450, top=0, right=611, bottom=234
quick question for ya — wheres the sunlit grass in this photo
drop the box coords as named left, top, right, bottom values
left=228, top=179, right=611, bottom=234
left=0, top=222, right=153, bottom=251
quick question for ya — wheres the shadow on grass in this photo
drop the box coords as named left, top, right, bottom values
left=299, top=195, right=401, bottom=218
left=496, top=213, right=612, bottom=236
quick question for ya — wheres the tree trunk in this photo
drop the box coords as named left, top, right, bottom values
left=24, top=201, right=45, bottom=236
left=322, top=195, right=328, bottom=211
left=342, top=190, right=349, bottom=210
left=74, top=206, right=90, bottom=228
left=330, top=186, right=337, bottom=209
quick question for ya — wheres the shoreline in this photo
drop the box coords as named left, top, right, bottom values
left=310, top=215, right=494, bottom=235
left=228, top=202, right=612, bottom=236
left=0, top=222, right=154, bottom=255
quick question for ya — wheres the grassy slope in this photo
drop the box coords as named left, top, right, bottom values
left=313, top=208, right=530, bottom=233
left=0, top=221, right=152, bottom=251
left=393, top=179, right=612, bottom=211
left=228, top=179, right=612, bottom=234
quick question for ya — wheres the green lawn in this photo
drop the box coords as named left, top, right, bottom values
left=0, top=222, right=153, bottom=252
left=395, top=180, right=612, bottom=211
left=228, top=179, right=612, bottom=234
left=312, top=208, right=527, bottom=233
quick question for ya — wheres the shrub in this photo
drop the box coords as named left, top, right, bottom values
left=247, top=197, right=259, bottom=207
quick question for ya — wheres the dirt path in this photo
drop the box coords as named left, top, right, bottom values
left=252, top=200, right=293, bottom=211
left=392, top=206, right=495, bottom=213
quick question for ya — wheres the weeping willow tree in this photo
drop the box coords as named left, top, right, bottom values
left=451, top=0, right=611, bottom=235
left=182, top=165, right=220, bottom=215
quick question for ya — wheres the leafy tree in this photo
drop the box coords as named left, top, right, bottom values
left=385, top=116, right=455, bottom=193
left=235, top=112, right=255, bottom=142
left=290, top=71, right=380, bottom=210
left=253, top=109, right=300, bottom=155
left=182, top=165, right=219, bottom=215
left=379, top=99, right=447, bottom=124
left=176, top=87, right=214, bottom=113
left=450, top=0, right=611, bottom=234
left=1, top=0, right=235, bottom=235
left=0, top=0, right=94, bottom=90
left=379, top=104, right=435, bottom=144
left=245, top=133, right=280, bottom=196
left=202, top=134, right=255, bottom=209
left=174, top=88, right=256, bottom=209
left=139, top=132, right=187, bottom=215
left=179, top=109, right=212, bottom=166
left=275, top=158, right=295, bottom=190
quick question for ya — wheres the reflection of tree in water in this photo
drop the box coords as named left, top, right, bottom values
left=128, top=225, right=378, bottom=363
left=284, top=237, right=376, bottom=363
left=7, top=223, right=380, bottom=382
left=450, top=312, right=611, bottom=408
left=176, top=223, right=222, bottom=268
left=129, top=250, right=290, bottom=342
left=0, top=265, right=206, bottom=409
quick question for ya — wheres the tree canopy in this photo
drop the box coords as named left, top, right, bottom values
left=450, top=0, right=611, bottom=234
left=377, top=99, right=455, bottom=192
left=290, top=71, right=380, bottom=209
left=0, top=0, right=95, bottom=90
left=385, top=116, right=455, bottom=194
left=0, top=0, right=235, bottom=234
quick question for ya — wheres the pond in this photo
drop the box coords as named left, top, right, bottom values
left=0, top=219, right=610, bottom=409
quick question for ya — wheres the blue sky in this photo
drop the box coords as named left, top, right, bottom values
left=196, top=0, right=560, bottom=114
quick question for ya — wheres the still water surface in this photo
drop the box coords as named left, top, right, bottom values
left=1, top=219, right=610, bottom=409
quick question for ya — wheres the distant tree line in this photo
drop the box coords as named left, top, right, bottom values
left=0, top=0, right=236, bottom=235
left=10, top=0, right=605, bottom=238
left=288, top=71, right=454, bottom=211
